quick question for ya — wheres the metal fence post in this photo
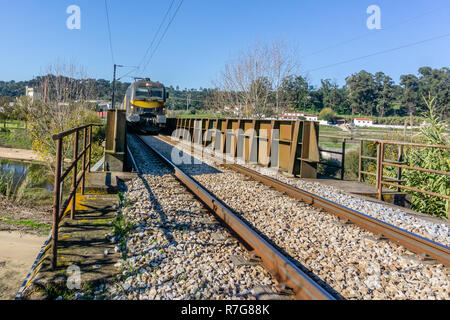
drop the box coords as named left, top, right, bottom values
left=88, top=125, right=92, bottom=172
left=358, top=140, right=363, bottom=182
left=81, top=127, right=87, bottom=195
left=377, top=142, right=385, bottom=200
left=71, top=130, right=79, bottom=219
left=375, top=143, right=380, bottom=196
left=52, top=138, right=63, bottom=269
left=397, top=145, right=403, bottom=192
left=341, top=138, right=346, bottom=180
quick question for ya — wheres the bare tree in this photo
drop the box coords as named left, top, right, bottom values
left=35, top=59, right=95, bottom=103
left=20, top=61, right=101, bottom=176
left=213, top=40, right=299, bottom=118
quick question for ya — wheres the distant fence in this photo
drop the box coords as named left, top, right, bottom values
left=318, top=135, right=347, bottom=180
left=97, top=111, right=108, bottom=119
left=1, top=120, right=27, bottom=129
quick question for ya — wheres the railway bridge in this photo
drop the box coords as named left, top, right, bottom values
left=16, top=110, right=450, bottom=300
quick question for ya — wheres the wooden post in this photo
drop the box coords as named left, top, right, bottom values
left=52, top=138, right=63, bottom=269
left=71, top=130, right=79, bottom=219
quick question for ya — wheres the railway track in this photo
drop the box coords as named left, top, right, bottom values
left=133, top=134, right=335, bottom=300
left=156, top=134, right=450, bottom=267
left=138, top=134, right=449, bottom=300
left=108, top=136, right=285, bottom=300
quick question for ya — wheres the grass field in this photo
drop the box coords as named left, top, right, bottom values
left=0, top=128, right=32, bottom=149
left=0, top=120, right=27, bottom=130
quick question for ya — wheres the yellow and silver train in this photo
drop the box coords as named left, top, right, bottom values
left=120, top=78, right=168, bottom=133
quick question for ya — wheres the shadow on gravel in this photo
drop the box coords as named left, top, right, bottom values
left=142, top=135, right=223, bottom=176
left=137, top=173, right=175, bottom=244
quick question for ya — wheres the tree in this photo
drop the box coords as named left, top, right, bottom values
left=280, top=75, right=310, bottom=111
left=0, top=96, right=13, bottom=120
left=374, top=72, right=394, bottom=117
left=346, top=70, right=378, bottom=115
left=319, top=107, right=336, bottom=122
left=318, top=79, right=346, bottom=112
left=417, top=67, right=449, bottom=118
left=400, top=74, right=419, bottom=116
left=213, top=40, right=298, bottom=118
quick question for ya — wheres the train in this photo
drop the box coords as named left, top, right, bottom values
left=120, top=78, right=168, bottom=133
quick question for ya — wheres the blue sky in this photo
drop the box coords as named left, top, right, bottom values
left=0, top=0, right=449, bottom=89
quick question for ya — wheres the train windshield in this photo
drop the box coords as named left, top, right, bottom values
left=135, top=86, right=163, bottom=100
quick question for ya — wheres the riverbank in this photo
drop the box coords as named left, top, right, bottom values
left=0, top=231, right=46, bottom=299
left=0, top=195, right=51, bottom=235
left=0, top=194, right=50, bottom=300
left=0, top=147, right=40, bottom=162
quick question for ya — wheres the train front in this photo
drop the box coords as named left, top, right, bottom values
left=128, top=79, right=167, bottom=133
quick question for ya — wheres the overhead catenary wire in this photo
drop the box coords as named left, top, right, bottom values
left=117, top=66, right=140, bottom=81
left=104, top=0, right=115, bottom=65
left=135, top=0, right=177, bottom=73
left=301, top=3, right=450, bottom=59
left=140, top=0, right=184, bottom=76
left=305, top=32, right=450, bottom=73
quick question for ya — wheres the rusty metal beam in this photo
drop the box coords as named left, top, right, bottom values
left=136, top=135, right=334, bottom=300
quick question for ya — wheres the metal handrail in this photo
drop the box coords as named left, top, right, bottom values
left=358, top=139, right=450, bottom=213
left=50, top=123, right=102, bottom=269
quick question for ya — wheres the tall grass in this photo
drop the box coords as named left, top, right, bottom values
left=401, top=95, right=449, bottom=219
left=0, top=164, right=29, bottom=202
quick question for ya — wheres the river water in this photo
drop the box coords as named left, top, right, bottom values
left=0, top=159, right=53, bottom=191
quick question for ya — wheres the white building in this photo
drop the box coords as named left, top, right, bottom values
left=279, top=112, right=304, bottom=120
left=25, top=86, right=42, bottom=101
left=354, top=118, right=373, bottom=127
left=304, top=115, right=318, bottom=121
left=279, top=112, right=321, bottom=122
left=224, top=106, right=241, bottom=115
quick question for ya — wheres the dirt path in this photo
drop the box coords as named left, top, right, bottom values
left=0, top=231, right=46, bottom=300
left=0, top=147, right=40, bottom=162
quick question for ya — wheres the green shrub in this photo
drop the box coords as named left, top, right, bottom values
left=344, top=150, right=360, bottom=181
left=318, top=158, right=341, bottom=178
left=401, top=96, right=449, bottom=219
left=319, top=108, right=336, bottom=122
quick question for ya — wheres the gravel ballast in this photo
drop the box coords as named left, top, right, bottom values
left=141, top=135, right=449, bottom=300
left=98, top=136, right=279, bottom=300
left=170, top=137, right=450, bottom=246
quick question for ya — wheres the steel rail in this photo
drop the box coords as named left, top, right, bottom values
left=134, top=134, right=335, bottom=300
left=224, top=163, right=450, bottom=267
left=157, top=135, right=450, bottom=267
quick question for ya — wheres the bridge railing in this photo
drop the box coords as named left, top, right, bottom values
left=51, top=123, right=102, bottom=269
left=359, top=139, right=450, bottom=214
left=173, top=118, right=321, bottom=178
